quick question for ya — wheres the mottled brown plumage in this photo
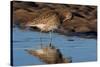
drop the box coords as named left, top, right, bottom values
left=25, top=10, right=60, bottom=32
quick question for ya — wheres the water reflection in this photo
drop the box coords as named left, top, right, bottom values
left=12, top=27, right=97, bottom=66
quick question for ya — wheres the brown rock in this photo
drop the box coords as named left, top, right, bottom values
left=13, top=9, right=39, bottom=27
left=75, top=26, right=91, bottom=32
left=62, top=16, right=96, bottom=33
left=12, top=1, right=97, bottom=35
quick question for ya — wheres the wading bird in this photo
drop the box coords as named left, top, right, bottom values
left=25, top=10, right=60, bottom=48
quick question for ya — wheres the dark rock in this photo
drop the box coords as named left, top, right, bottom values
left=12, top=1, right=97, bottom=38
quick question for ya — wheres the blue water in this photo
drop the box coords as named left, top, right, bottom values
left=12, top=27, right=97, bottom=66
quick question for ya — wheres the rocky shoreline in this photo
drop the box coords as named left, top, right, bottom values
left=12, top=1, right=97, bottom=38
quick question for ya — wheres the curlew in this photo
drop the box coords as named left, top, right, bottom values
left=25, top=10, right=60, bottom=48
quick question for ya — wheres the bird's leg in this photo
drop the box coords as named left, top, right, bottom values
left=49, top=30, right=53, bottom=47
left=40, top=30, right=43, bottom=49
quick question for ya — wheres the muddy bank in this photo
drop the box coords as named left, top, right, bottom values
left=11, top=1, right=97, bottom=38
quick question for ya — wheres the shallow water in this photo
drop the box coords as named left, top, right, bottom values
left=12, top=27, right=97, bottom=66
